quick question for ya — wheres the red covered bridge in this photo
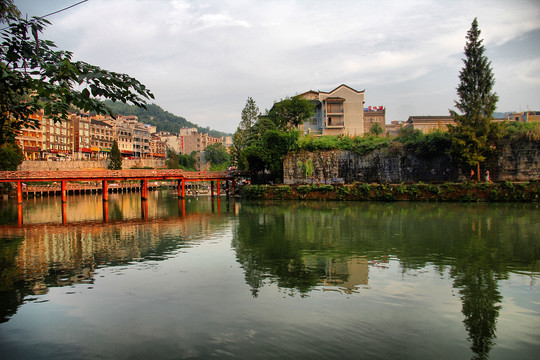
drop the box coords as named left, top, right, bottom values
left=0, top=169, right=236, bottom=204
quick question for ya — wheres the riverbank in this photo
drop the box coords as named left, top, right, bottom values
left=241, top=181, right=540, bottom=202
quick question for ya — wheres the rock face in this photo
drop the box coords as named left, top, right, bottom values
left=284, top=140, right=540, bottom=184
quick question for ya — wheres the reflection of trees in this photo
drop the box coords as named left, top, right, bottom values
left=232, top=201, right=540, bottom=357
left=0, top=236, right=27, bottom=323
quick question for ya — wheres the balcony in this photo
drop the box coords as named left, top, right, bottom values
left=326, top=116, right=344, bottom=128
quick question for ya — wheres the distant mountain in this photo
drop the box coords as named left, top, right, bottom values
left=103, top=100, right=231, bottom=137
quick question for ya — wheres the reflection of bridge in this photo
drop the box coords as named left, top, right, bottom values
left=0, top=169, right=235, bottom=203
left=0, top=169, right=235, bottom=226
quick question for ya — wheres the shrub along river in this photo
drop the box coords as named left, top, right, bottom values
left=0, top=190, right=538, bottom=359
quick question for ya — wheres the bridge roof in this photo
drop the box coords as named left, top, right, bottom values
left=0, top=169, right=234, bottom=182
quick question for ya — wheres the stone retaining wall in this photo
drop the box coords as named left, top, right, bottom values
left=19, top=159, right=166, bottom=171
left=284, top=140, right=539, bottom=184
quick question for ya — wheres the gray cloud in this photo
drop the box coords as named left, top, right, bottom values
left=14, top=0, right=540, bottom=132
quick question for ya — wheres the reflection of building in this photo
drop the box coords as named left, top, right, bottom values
left=304, top=256, right=369, bottom=293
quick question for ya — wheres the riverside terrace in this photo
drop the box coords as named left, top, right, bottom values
left=0, top=169, right=236, bottom=204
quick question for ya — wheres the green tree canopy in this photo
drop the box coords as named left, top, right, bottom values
left=267, top=96, right=315, bottom=131
left=0, top=0, right=154, bottom=145
left=108, top=140, right=122, bottom=170
left=368, top=122, right=384, bottom=136
left=232, top=97, right=260, bottom=166
left=448, top=18, right=500, bottom=180
left=0, top=141, right=23, bottom=170
left=205, top=142, right=230, bottom=170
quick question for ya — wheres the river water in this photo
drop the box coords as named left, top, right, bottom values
left=0, top=190, right=538, bottom=359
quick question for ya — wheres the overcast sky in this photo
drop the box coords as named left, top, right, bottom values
left=14, top=0, right=540, bottom=133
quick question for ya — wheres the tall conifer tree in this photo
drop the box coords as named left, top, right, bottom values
left=449, top=18, right=499, bottom=181
left=108, top=140, right=123, bottom=170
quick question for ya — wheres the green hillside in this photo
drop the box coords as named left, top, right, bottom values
left=103, top=100, right=230, bottom=137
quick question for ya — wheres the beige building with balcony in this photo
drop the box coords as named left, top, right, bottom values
left=16, top=111, right=44, bottom=160
left=299, top=84, right=366, bottom=136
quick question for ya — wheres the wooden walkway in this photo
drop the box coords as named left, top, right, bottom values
left=0, top=169, right=235, bottom=204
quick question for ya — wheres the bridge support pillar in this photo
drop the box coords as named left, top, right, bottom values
left=141, top=199, right=148, bottom=220
left=211, top=181, right=215, bottom=197
left=102, top=201, right=109, bottom=222
left=61, top=180, right=67, bottom=203
left=217, top=180, right=220, bottom=197
left=231, top=179, right=235, bottom=197
left=141, top=179, right=148, bottom=200
left=17, top=181, right=23, bottom=204
left=102, top=180, right=109, bottom=201
left=178, top=178, right=185, bottom=198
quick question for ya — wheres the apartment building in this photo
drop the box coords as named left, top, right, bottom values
left=16, top=111, right=44, bottom=160
left=363, top=106, right=386, bottom=134
left=90, top=119, right=114, bottom=159
left=299, top=84, right=366, bottom=136
left=42, top=115, right=73, bottom=159
left=72, top=113, right=92, bottom=159
left=149, top=135, right=167, bottom=158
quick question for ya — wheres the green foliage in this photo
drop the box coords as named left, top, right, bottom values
left=205, top=143, right=230, bottom=167
left=502, top=121, right=540, bottom=142
left=267, top=96, right=315, bottom=131
left=369, top=122, right=384, bottom=136
left=297, top=158, right=313, bottom=179
left=0, top=8, right=153, bottom=145
left=242, top=185, right=269, bottom=199
left=272, top=185, right=292, bottom=199
left=108, top=140, right=122, bottom=170
left=297, top=134, right=391, bottom=155
left=261, top=130, right=299, bottom=178
left=297, top=185, right=312, bottom=194
left=167, top=149, right=196, bottom=170
left=396, top=129, right=452, bottom=158
left=448, top=18, right=500, bottom=174
left=0, top=141, right=23, bottom=170
left=232, top=97, right=260, bottom=166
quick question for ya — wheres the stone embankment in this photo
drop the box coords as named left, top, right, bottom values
left=242, top=182, right=540, bottom=202
left=18, top=159, right=166, bottom=171
left=284, top=139, right=540, bottom=184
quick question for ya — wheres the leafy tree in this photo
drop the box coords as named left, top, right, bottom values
left=0, top=141, right=23, bottom=170
left=261, top=130, right=299, bottom=179
left=205, top=142, right=230, bottom=170
left=108, top=140, right=122, bottom=170
left=240, top=97, right=259, bottom=132
left=232, top=97, right=260, bottom=166
left=448, top=18, right=500, bottom=181
left=166, top=149, right=181, bottom=169
left=267, top=96, right=315, bottom=131
left=369, top=122, right=384, bottom=136
left=0, top=1, right=154, bottom=145
left=167, top=149, right=197, bottom=170
left=179, top=151, right=197, bottom=171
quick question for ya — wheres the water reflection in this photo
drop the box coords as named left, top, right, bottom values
left=0, top=193, right=233, bottom=324
left=0, top=196, right=538, bottom=359
left=232, top=201, right=539, bottom=358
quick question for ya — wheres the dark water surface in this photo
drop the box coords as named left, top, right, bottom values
left=0, top=191, right=539, bottom=359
